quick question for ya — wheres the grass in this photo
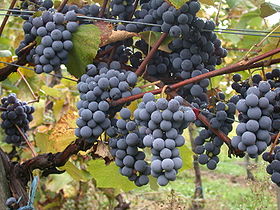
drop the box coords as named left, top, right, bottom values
left=126, top=145, right=278, bottom=210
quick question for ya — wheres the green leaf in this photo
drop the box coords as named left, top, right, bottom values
left=87, top=159, right=137, bottom=192
left=60, top=161, right=92, bottom=182
left=200, top=0, right=214, bottom=6
left=226, top=0, right=241, bottom=8
left=260, top=2, right=280, bottom=18
left=140, top=31, right=174, bottom=53
left=53, top=99, right=64, bottom=121
left=66, top=24, right=101, bottom=78
left=40, top=85, right=63, bottom=97
left=236, top=10, right=261, bottom=29
left=164, top=0, right=187, bottom=9
left=35, top=132, right=49, bottom=153
left=179, top=145, right=194, bottom=171
left=149, top=176, right=159, bottom=190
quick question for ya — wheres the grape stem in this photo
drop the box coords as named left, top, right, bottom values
left=128, top=0, right=140, bottom=20
left=0, top=0, right=17, bottom=36
left=57, top=0, right=69, bottom=12
left=98, top=0, right=109, bottom=18
left=111, top=48, right=280, bottom=106
left=269, top=132, right=280, bottom=155
left=15, top=125, right=37, bottom=157
left=17, top=69, right=38, bottom=101
left=135, top=32, right=168, bottom=76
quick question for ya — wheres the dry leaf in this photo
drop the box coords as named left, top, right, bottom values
left=95, top=22, right=114, bottom=46
left=95, top=141, right=113, bottom=160
left=48, top=107, right=78, bottom=152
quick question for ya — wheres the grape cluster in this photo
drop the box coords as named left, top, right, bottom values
left=13, top=0, right=54, bottom=20
left=75, top=61, right=141, bottom=142
left=16, top=10, right=79, bottom=74
left=0, top=94, right=35, bottom=146
left=193, top=98, right=236, bottom=169
left=109, top=108, right=150, bottom=186
left=134, top=93, right=196, bottom=186
left=60, top=3, right=100, bottom=17
left=231, top=83, right=274, bottom=158
left=263, top=147, right=280, bottom=186
left=98, top=38, right=143, bottom=69
left=110, top=0, right=134, bottom=20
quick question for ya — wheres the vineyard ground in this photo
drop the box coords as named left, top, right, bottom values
left=125, top=146, right=277, bottom=210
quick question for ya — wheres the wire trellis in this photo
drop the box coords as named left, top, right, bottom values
left=0, top=9, right=280, bottom=38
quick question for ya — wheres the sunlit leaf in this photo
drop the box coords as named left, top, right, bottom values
left=200, top=0, right=214, bottom=6
left=87, top=159, right=137, bottom=192
left=53, top=99, right=65, bottom=121
left=49, top=107, right=78, bottom=152
left=40, top=85, right=63, bottom=97
left=59, top=161, right=92, bottom=182
left=179, top=145, right=194, bottom=171
left=35, top=132, right=50, bottom=153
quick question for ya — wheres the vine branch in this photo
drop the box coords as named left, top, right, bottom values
left=57, top=0, right=69, bottom=12
left=111, top=48, right=280, bottom=106
left=98, top=0, right=109, bottom=18
left=135, top=32, right=168, bottom=76
left=0, top=0, right=17, bottom=36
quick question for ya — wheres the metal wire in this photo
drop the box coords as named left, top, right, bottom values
left=1, top=8, right=280, bottom=37
left=0, top=61, right=78, bottom=82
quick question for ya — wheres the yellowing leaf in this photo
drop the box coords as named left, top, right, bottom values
left=101, top=30, right=138, bottom=47
left=0, top=52, right=12, bottom=68
left=179, top=145, right=194, bottom=171
left=30, top=100, right=45, bottom=128
left=87, top=159, right=137, bottom=192
left=60, top=161, right=92, bottom=182
left=41, top=85, right=63, bottom=97
left=35, top=132, right=50, bottom=153
left=140, top=31, right=174, bottom=53
left=165, top=0, right=187, bottom=9
left=66, top=24, right=101, bottom=78
left=49, top=107, right=78, bottom=152
left=200, top=0, right=214, bottom=6
left=53, top=99, right=65, bottom=121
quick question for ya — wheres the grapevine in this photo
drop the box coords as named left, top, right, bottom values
left=0, top=0, right=280, bottom=209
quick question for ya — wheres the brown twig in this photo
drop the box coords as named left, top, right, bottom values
left=0, top=0, right=17, bottom=36
left=15, top=125, right=37, bottom=157
left=269, top=132, right=280, bottom=154
left=138, top=80, right=161, bottom=89
left=57, top=0, right=69, bottom=12
left=98, top=0, right=109, bottom=18
left=16, top=138, right=94, bottom=182
left=135, top=32, right=168, bottom=76
left=17, top=69, right=38, bottom=100
left=215, top=0, right=222, bottom=26
left=243, top=24, right=280, bottom=59
left=0, top=42, right=36, bottom=81
left=128, top=0, right=139, bottom=20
